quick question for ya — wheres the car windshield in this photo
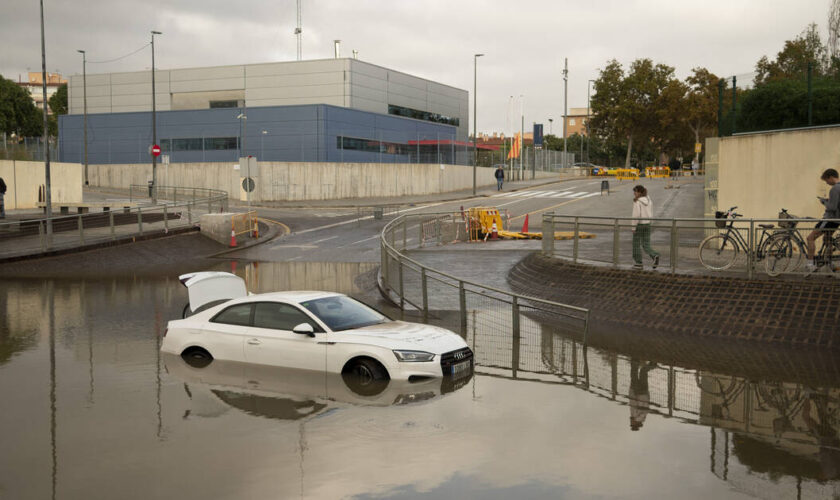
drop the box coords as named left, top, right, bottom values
left=300, top=296, right=388, bottom=332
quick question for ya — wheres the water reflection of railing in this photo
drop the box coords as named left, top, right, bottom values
left=379, top=212, right=590, bottom=343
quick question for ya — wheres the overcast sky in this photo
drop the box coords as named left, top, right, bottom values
left=1, top=0, right=832, bottom=134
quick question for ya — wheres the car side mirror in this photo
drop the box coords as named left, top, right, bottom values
left=293, top=323, right=316, bottom=337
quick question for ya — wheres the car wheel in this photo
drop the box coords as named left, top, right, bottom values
left=181, top=347, right=213, bottom=368
left=342, top=358, right=389, bottom=396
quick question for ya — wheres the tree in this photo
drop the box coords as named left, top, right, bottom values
left=589, top=58, right=677, bottom=168
left=684, top=67, right=720, bottom=161
left=0, top=76, right=42, bottom=137
left=47, top=83, right=67, bottom=137
left=755, top=23, right=828, bottom=85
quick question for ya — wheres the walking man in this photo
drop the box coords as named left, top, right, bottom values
left=494, top=165, right=504, bottom=191
left=0, top=175, right=6, bottom=219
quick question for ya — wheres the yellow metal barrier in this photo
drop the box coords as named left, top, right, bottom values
left=645, top=166, right=670, bottom=179
left=231, top=210, right=258, bottom=237
left=615, top=168, right=639, bottom=180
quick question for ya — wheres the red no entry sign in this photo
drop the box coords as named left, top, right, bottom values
left=151, top=144, right=161, bottom=157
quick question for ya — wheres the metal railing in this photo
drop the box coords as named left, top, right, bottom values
left=0, top=186, right=228, bottom=258
left=541, top=212, right=840, bottom=279
left=379, top=212, right=590, bottom=343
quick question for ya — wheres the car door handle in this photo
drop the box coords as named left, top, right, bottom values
left=247, top=338, right=261, bottom=345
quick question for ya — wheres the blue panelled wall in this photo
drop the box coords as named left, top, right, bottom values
left=58, top=104, right=461, bottom=164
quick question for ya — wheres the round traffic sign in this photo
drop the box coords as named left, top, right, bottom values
left=151, top=144, right=161, bottom=157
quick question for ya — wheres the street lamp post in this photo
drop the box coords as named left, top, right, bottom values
left=548, top=118, right=553, bottom=135
left=150, top=30, right=162, bottom=203
left=260, top=130, right=267, bottom=159
left=77, top=50, right=88, bottom=185
left=587, top=79, right=594, bottom=163
left=472, top=53, right=484, bottom=196
left=39, top=0, right=52, bottom=239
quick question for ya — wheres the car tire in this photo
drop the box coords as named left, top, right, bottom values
left=342, top=358, right=389, bottom=396
left=181, top=347, right=213, bottom=368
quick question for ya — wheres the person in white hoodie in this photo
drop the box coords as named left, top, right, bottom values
left=631, top=185, right=660, bottom=270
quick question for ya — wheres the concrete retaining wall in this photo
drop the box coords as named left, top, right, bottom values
left=87, top=161, right=558, bottom=202
left=199, top=213, right=236, bottom=245
left=0, top=160, right=83, bottom=209
left=715, top=126, right=840, bottom=219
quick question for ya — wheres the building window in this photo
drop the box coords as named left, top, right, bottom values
left=387, top=104, right=459, bottom=127
left=210, top=100, right=239, bottom=108
left=161, top=137, right=238, bottom=152
left=569, top=118, right=576, bottom=126
left=337, top=136, right=408, bottom=155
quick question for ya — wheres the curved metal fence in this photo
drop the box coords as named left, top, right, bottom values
left=0, top=185, right=228, bottom=259
left=379, top=212, right=590, bottom=346
left=541, top=212, right=840, bottom=279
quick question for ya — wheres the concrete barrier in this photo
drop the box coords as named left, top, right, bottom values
left=87, top=161, right=560, bottom=202
left=199, top=213, right=237, bottom=245
left=0, top=160, right=83, bottom=209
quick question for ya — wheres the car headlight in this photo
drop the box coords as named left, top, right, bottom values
left=393, top=350, right=435, bottom=362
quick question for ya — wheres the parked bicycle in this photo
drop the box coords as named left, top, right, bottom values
left=699, top=206, right=791, bottom=275
left=765, top=210, right=840, bottom=275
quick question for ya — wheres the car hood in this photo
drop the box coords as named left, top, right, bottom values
left=336, top=321, right=468, bottom=354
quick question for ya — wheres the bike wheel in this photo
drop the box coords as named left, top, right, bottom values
left=764, top=236, right=793, bottom=276
left=699, top=234, right=739, bottom=270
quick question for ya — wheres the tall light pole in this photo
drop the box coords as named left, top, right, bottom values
left=260, top=130, right=267, bottom=159
left=77, top=50, right=88, bottom=185
left=237, top=112, right=249, bottom=210
left=519, top=94, right=524, bottom=180
left=150, top=30, right=162, bottom=203
left=548, top=118, right=553, bottom=135
left=587, top=79, right=595, bottom=164
left=472, top=53, right=484, bottom=196
left=39, top=0, right=52, bottom=239
left=562, top=58, right=568, bottom=168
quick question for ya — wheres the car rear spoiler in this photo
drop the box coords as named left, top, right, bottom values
left=179, top=272, right=248, bottom=313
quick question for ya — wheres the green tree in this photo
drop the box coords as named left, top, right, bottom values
left=684, top=67, right=720, bottom=160
left=590, top=58, right=678, bottom=168
left=0, top=76, right=41, bottom=137
left=755, top=23, right=829, bottom=85
left=47, top=83, right=67, bottom=137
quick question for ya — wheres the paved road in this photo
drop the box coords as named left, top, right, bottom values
left=234, top=176, right=703, bottom=267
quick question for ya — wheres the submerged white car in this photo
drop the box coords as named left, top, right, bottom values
left=161, top=272, right=474, bottom=382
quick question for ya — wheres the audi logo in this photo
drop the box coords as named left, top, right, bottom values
left=453, top=351, right=467, bottom=360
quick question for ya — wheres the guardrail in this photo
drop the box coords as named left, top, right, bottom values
left=541, top=212, right=840, bottom=279
left=0, top=186, right=228, bottom=258
left=380, top=212, right=590, bottom=343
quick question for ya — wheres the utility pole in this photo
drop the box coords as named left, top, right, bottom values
left=295, top=0, right=303, bottom=61
left=39, top=0, right=52, bottom=240
left=472, top=53, right=483, bottom=195
left=77, top=50, right=88, bottom=185
left=151, top=30, right=162, bottom=204
left=562, top=58, right=568, bottom=168
left=587, top=80, right=594, bottom=163
left=520, top=95, right=524, bottom=180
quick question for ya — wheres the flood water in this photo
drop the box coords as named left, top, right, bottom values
left=2, top=262, right=839, bottom=499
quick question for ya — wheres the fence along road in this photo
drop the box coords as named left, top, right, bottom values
left=0, top=185, right=228, bottom=260
left=541, top=212, right=840, bottom=279
left=379, top=212, right=591, bottom=354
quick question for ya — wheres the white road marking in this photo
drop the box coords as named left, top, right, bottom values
left=549, top=191, right=575, bottom=198
left=311, top=235, right=339, bottom=244
left=292, top=201, right=448, bottom=236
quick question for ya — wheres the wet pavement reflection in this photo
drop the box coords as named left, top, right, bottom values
left=1, top=262, right=838, bottom=499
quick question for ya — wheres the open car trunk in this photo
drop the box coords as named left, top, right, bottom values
left=180, top=272, right=248, bottom=316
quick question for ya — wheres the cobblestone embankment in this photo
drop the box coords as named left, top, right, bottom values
left=509, top=253, right=840, bottom=347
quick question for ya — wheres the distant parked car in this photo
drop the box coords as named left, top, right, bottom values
left=162, top=272, right=474, bottom=383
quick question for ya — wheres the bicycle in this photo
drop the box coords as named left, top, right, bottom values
left=698, top=206, right=787, bottom=273
left=764, top=211, right=840, bottom=275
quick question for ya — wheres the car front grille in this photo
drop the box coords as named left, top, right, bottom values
left=440, top=347, right=473, bottom=375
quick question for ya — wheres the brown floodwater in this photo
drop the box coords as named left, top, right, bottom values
left=1, top=262, right=839, bottom=499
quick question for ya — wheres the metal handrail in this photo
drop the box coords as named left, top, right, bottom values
left=379, top=212, right=590, bottom=338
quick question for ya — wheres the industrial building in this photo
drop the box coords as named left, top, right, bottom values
left=58, top=58, right=477, bottom=164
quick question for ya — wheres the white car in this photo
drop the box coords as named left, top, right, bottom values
left=161, top=272, right=474, bottom=382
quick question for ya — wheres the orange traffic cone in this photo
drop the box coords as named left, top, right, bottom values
left=522, top=213, right=529, bottom=233
left=252, top=219, right=259, bottom=238
left=490, top=222, right=499, bottom=240
left=230, top=227, right=237, bottom=247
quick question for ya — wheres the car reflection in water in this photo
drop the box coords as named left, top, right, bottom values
left=163, top=353, right=473, bottom=420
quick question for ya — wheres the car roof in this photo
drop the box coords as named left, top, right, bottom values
left=232, top=290, right=345, bottom=305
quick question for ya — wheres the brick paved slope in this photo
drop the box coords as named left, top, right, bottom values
left=509, top=253, right=840, bottom=347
